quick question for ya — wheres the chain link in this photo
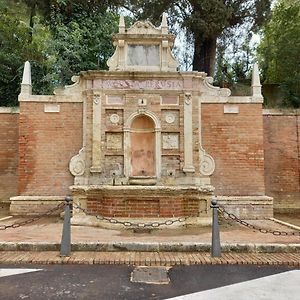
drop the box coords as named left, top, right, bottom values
left=0, top=202, right=65, bottom=230
left=73, top=203, right=208, bottom=228
left=218, top=205, right=300, bottom=236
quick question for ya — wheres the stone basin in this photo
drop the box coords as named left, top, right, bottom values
left=70, top=184, right=214, bottom=228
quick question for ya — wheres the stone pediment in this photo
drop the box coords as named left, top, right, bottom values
left=126, top=21, right=161, bottom=35
left=107, top=13, right=178, bottom=72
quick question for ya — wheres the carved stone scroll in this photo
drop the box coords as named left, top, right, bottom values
left=199, top=148, right=215, bottom=176
left=69, top=148, right=85, bottom=176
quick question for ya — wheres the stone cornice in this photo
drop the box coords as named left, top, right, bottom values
left=0, top=107, right=19, bottom=113
left=263, top=109, right=300, bottom=116
left=18, top=95, right=83, bottom=103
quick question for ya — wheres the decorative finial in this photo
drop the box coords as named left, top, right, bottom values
left=161, top=12, right=168, bottom=34
left=251, top=63, right=263, bottom=100
left=119, top=15, right=125, bottom=33
left=20, top=61, right=32, bottom=95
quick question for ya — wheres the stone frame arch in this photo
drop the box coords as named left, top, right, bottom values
left=124, top=109, right=161, bottom=179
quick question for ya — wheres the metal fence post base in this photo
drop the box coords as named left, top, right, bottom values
left=60, top=196, right=72, bottom=257
left=211, top=199, right=221, bottom=257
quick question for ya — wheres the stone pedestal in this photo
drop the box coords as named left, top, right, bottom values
left=70, top=185, right=214, bottom=228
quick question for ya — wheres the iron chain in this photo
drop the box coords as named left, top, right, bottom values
left=0, top=202, right=65, bottom=230
left=218, top=205, right=300, bottom=237
left=73, top=203, right=207, bottom=228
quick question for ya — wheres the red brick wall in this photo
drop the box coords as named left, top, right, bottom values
left=87, top=197, right=201, bottom=218
left=263, top=111, right=300, bottom=212
left=19, top=102, right=82, bottom=196
left=202, top=104, right=265, bottom=196
left=4, top=101, right=299, bottom=214
left=0, top=110, right=19, bottom=201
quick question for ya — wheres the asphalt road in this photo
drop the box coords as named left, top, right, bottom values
left=0, top=264, right=298, bottom=300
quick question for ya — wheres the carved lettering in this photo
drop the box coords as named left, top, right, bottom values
left=102, top=79, right=183, bottom=90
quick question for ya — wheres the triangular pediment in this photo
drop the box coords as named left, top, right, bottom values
left=126, top=21, right=161, bottom=35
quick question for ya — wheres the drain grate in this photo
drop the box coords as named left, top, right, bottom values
left=131, top=266, right=170, bottom=284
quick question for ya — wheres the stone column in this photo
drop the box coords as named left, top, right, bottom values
left=155, top=127, right=161, bottom=178
left=183, top=93, right=195, bottom=173
left=90, top=92, right=102, bottom=173
left=123, top=127, right=131, bottom=178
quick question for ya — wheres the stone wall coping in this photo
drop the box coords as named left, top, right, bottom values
left=214, top=195, right=273, bottom=203
left=0, top=107, right=19, bottom=114
left=10, top=196, right=65, bottom=201
left=201, top=96, right=263, bottom=104
left=17, top=95, right=264, bottom=104
left=263, top=108, right=300, bottom=116
left=18, top=95, right=83, bottom=103
left=70, top=184, right=215, bottom=193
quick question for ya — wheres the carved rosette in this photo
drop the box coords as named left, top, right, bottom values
left=199, top=148, right=215, bottom=176
left=165, top=113, right=175, bottom=124
left=69, top=148, right=86, bottom=176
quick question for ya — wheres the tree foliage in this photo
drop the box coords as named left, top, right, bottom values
left=0, top=0, right=120, bottom=106
left=0, top=1, right=46, bottom=106
left=124, top=0, right=271, bottom=75
left=258, top=0, right=300, bottom=107
left=45, top=9, right=119, bottom=87
left=214, top=25, right=256, bottom=96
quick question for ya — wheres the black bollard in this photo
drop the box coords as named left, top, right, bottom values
left=60, top=196, right=72, bottom=257
left=211, top=199, right=221, bottom=257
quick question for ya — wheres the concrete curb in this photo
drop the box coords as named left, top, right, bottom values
left=0, top=242, right=299, bottom=253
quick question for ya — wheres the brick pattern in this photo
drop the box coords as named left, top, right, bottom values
left=0, top=251, right=299, bottom=266
left=263, top=114, right=300, bottom=212
left=202, top=104, right=265, bottom=196
left=3, top=99, right=300, bottom=217
left=87, top=197, right=201, bottom=218
left=18, top=102, right=83, bottom=196
left=0, top=113, right=19, bottom=201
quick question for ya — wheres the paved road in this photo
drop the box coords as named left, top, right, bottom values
left=0, top=264, right=299, bottom=299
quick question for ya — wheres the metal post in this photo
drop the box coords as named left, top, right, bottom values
left=60, top=196, right=72, bottom=257
left=211, top=199, right=221, bottom=257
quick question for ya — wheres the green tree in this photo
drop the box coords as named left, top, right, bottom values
left=0, top=0, right=122, bottom=105
left=45, top=9, right=119, bottom=87
left=40, top=0, right=121, bottom=88
left=0, top=2, right=47, bottom=106
left=124, top=0, right=271, bottom=76
left=214, top=28, right=255, bottom=95
left=258, top=0, right=300, bottom=107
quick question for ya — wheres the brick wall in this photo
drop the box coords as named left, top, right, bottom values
left=19, top=102, right=82, bottom=196
left=202, top=104, right=265, bottom=196
left=263, top=110, right=300, bottom=212
left=0, top=108, right=19, bottom=202
left=87, top=197, right=203, bottom=218
left=4, top=101, right=300, bottom=214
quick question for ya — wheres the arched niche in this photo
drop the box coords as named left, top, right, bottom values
left=124, top=110, right=161, bottom=181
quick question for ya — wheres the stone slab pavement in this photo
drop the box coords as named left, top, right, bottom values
left=0, top=214, right=299, bottom=265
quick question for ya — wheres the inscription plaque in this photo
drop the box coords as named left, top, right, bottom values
left=127, top=45, right=160, bottom=66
